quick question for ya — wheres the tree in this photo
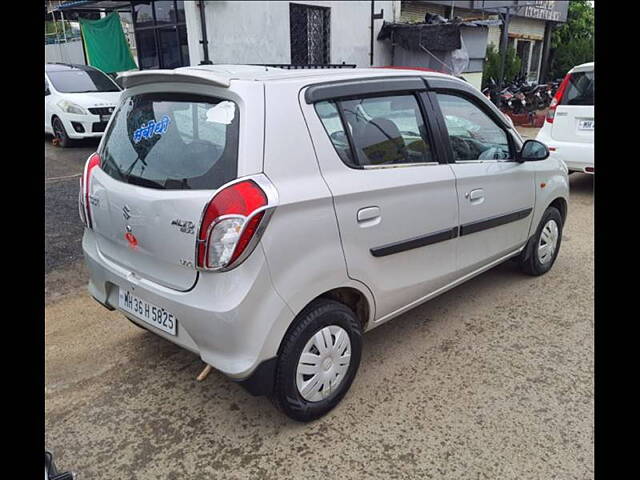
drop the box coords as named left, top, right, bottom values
left=549, top=0, right=594, bottom=79
left=482, top=43, right=522, bottom=87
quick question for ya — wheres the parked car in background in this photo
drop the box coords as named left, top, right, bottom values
left=536, top=62, right=594, bottom=174
left=81, top=65, right=569, bottom=421
left=45, top=63, right=122, bottom=147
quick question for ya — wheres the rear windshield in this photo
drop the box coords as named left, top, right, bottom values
left=561, top=71, right=594, bottom=106
left=100, top=93, right=239, bottom=190
left=47, top=69, right=120, bottom=93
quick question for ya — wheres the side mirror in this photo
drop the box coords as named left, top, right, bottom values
left=45, top=86, right=50, bottom=96
left=518, top=139, right=549, bottom=162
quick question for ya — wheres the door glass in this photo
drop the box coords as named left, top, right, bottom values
left=178, top=25, right=190, bottom=66
left=436, top=93, right=511, bottom=161
left=158, top=27, right=180, bottom=69
left=176, top=0, right=186, bottom=23
left=154, top=0, right=176, bottom=24
left=315, top=101, right=354, bottom=166
left=136, top=29, right=159, bottom=69
left=331, top=94, right=433, bottom=166
left=133, top=2, right=154, bottom=27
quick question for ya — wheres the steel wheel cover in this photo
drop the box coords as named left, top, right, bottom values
left=296, top=325, right=352, bottom=402
left=538, top=219, right=559, bottom=264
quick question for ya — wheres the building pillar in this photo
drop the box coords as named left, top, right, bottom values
left=539, top=21, right=553, bottom=82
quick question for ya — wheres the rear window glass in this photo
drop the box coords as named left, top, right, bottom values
left=561, top=71, right=594, bottom=106
left=100, top=93, right=239, bottom=190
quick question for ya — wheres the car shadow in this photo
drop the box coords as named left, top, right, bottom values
left=110, top=258, right=530, bottom=430
left=568, top=173, right=593, bottom=196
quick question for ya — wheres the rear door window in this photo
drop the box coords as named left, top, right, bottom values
left=561, top=71, right=594, bottom=106
left=316, top=94, right=434, bottom=167
left=100, top=93, right=239, bottom=190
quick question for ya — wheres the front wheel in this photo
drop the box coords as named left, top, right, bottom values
left=519, top=206, right=563, bottom=276
left=273, top=299, right=362, bottom=422
left=52, top=117, right=72, bottom=148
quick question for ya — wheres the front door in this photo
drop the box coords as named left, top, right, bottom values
left=301, top=87, right=460, bottom=321
left=430, top=91, right=535, bottom=275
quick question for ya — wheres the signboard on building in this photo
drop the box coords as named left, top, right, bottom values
left=472, top=1, right=568, bottom=23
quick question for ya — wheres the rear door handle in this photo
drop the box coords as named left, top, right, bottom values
left=357, top=206, right=381, bottom=225
left=466, top=189, right=485, bottom=204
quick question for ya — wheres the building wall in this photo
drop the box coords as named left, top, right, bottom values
left=184, top=1, right=398, bottom=67
left=508, top=15, right=544, bottom=40
left=44, top=38, right=86, bottom=65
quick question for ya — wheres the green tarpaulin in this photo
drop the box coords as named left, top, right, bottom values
left=79, top=13, right=137, bottom=73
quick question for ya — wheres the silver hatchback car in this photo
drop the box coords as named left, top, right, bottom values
left=81, top=65, right=569, bottom=421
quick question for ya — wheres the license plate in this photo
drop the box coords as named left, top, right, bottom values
left=578, top=119, right=594, bottom=130
left=118, top=289, right=177, bottom=335
left=100, top=114, right=111, bottom=122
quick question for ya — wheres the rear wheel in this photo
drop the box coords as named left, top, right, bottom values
left=273, top=299, right=362, bottom=422
left=52, top=117, right=72, bottom=148
left=519, top=206, right=563, bottom=276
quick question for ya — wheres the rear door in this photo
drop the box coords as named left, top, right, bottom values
left=88, top=85, right=259, bottom=291
left=552, top=67, right=594, bottom=143
left=429, top=89, right=535, bottom=274
left=301, top=79, right=460, bottom=321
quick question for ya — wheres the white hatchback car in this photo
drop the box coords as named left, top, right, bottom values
left=81, top=65, right=569, bottom=421
left=536, top=62, right=594, bottom=174
left=45, top=63, right=122, bottom=147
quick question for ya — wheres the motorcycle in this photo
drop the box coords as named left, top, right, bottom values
left=45, top=450, right=75, bottom=480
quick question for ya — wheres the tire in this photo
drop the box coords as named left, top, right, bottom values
left=52, top=116, right=72, bottom=148
left=519, top=206, right=563, bottom=276
left=273, top=299, right=362, bottom=422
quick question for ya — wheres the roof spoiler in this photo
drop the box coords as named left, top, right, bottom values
left=118, top=69, right=231, bottom=89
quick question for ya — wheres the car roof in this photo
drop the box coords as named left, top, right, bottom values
left=570, top=62, right=594, bottom=74
left=173, top=64, right=458, bottom=84
left=45, top=63, right=99, bottom=73
left=118, top=64, right=469, bottom=95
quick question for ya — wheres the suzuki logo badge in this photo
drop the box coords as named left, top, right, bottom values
left=123, top=205, right=131, bottom=220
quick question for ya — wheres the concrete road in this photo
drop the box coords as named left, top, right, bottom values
left=45, top=137, right=99, bottom=302
left=45, top=139, right=593, bottom=479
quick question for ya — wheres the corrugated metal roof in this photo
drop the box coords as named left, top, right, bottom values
left=55, top=1, right=131, bottom=11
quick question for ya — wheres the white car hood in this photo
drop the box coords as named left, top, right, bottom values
left=62, top=91, right=122, bottom=108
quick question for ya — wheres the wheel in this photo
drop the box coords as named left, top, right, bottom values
left=52, top=116, right=72, bottom=148
left=273, top=299, right=362, bottom=422
left=519, top=206, right=563, bottom=276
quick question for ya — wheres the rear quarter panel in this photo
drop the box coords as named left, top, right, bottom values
left=260, top=80, right=375, bottom=327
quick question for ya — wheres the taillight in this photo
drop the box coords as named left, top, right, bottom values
left=546, top=73, right=572, bottom=123
left=80, top=152, right=101, bottom=228
left=196, top=179, right=273, bottom=271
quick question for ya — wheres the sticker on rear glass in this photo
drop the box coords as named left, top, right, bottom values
left=133, top=115, right=171, bottom=143
left=206, top=101, right=235, bottom=125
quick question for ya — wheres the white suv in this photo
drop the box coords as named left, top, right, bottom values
left=81, top=65, right=569, bottom=421
left=536, top=62, right=594, bottom=174
left=45, top=63, right=122, bottom=147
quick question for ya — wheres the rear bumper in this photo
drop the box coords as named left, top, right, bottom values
left=536, top=128, right=594, bottom=173
left=82, top=228, right=294, bottom=386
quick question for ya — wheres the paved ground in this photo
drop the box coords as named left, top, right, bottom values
left=45, top=134, right=594, bottom=479
left=45, top=136, right=99, bottom=302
